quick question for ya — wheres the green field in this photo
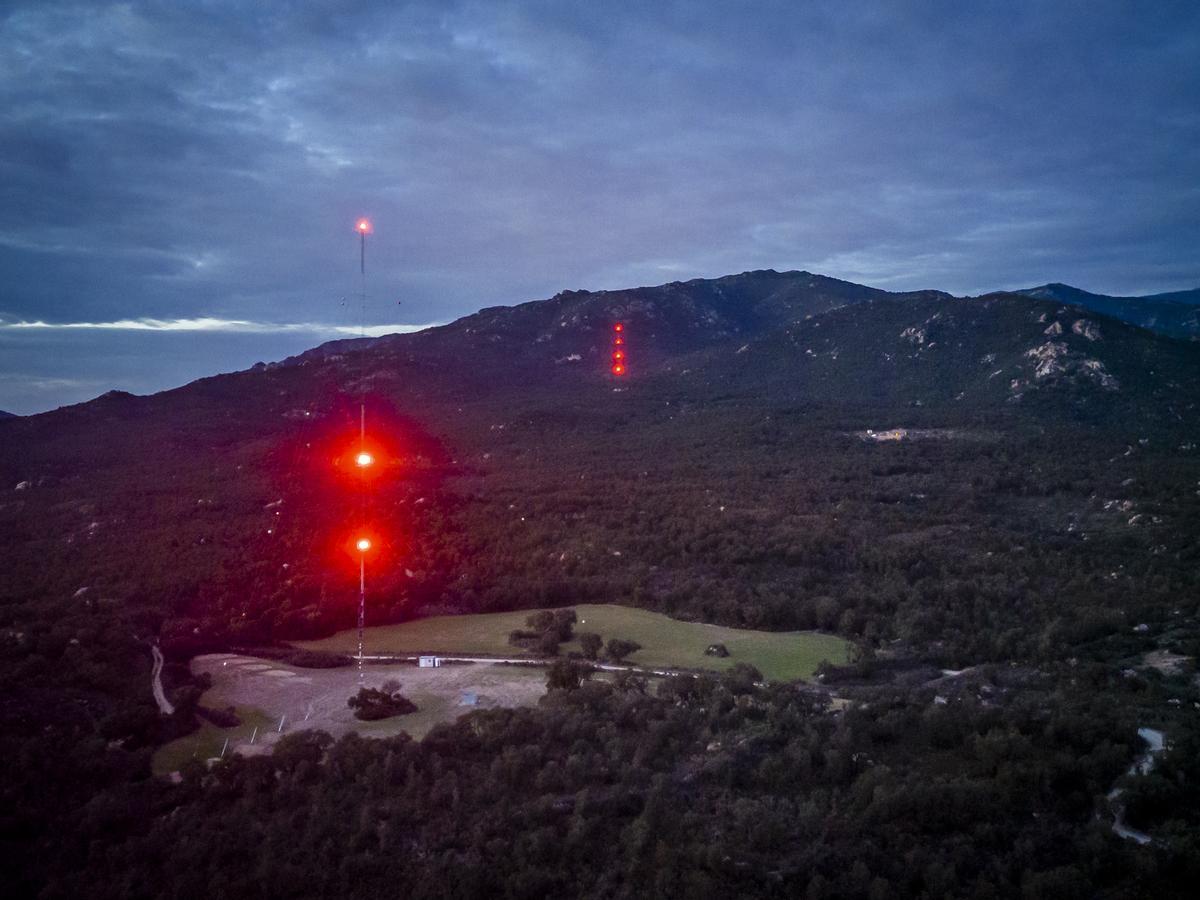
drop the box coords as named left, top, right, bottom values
left=296, top=604, right=850, bottom=682
left=152, top=706, right=273, bottom=775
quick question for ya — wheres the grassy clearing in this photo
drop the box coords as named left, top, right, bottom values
left=296, top=604, right=850, bottom=682
left=152, top=655, right=549, bottom=772
left=153, top=706, right=273, bottom=775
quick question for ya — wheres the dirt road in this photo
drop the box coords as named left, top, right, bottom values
left=151, top=644, right=175, bottom=715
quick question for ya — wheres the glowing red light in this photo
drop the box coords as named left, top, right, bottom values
left=613, top=322, right=624, bottom=332
left=327, top=430, right=398, bottom=481
left=338, top=527, right=388, bottom=566
left=613, top=336, right=624, bottom=345
left=612, top=364, right=625, bottom=376
left=356, top=218, right=372, bottom=234
left=612, top=350, right=625, bottom=361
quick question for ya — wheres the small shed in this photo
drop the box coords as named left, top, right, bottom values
left=418, top=656, right=442, bottom=668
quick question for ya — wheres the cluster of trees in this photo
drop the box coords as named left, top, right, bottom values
left=509, top=608, right=579, bottom=655
left=503, top=608, right=645, bottom=665
left=347, top=680, right=418, bottom=721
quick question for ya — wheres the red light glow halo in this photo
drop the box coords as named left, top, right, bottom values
left=340, top=528, right=387, bottom=565
left=328, top=433, right=398, bottom=482
left=356, top=218, right=373, bottom=234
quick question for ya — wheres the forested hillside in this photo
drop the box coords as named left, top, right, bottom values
left=3, top=270, right=1200, bottom=896
left=1018, top=282, right=1200, bottom=342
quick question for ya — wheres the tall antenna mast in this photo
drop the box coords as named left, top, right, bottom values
left=354, top=217, right=372, bottom=679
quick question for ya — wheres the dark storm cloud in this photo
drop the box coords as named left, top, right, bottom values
left=1, top=0, right=1198, bottom=412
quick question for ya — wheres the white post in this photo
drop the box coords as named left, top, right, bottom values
left=250, top=726, right=258, bottom=745
left=278, top=714, right=286, bottom=733
left=220, top=737, right=229, bottom=758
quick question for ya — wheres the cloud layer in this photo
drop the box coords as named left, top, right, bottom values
left=1, top=0, right=1198, bottom=412
left=0, top=316, right=434, bottom=336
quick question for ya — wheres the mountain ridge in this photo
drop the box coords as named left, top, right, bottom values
left=5, top=271, right=1198, bottom=438
left=1017, top=282, right=1200, bottom=341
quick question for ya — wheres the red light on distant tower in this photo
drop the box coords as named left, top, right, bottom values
left=356, top=218, right=372, bottom=234
left=355, top=451, right=375, bottom=468
left=610, top=320, right=628, bottom=377
left=356, top=537, right=372, bottom=552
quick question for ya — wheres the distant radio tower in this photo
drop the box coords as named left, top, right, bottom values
left=354, top=218, right=372, bottom=679
left=356, top=218, right=371, bottom=350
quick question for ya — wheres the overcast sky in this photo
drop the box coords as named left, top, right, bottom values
left=2, top=1, right=1198, bottom=413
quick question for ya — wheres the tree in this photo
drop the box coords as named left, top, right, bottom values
left=538, top=630, right=561, bottom=656
left=720, top=662, right=763, bottom=694
left=347, top=685, right=417, bottom=721
left=579, top=632, right=603, bottom=660
left=546, top=659, right=593, bottom=691
left=552, top=608, right=577, bottom=641
left=526, top=609, right=576, bottom=642
left=605, top=638, right=642, bottom=663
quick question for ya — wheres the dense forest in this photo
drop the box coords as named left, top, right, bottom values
left=2, top=272, right=1200, bottom=896
left=24, top=665, right=1200, bottom=899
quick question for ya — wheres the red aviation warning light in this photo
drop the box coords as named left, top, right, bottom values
left=355, top=218, right=372, bottom=275
left=610, top=320, right=627, bottom=377
left=326, top=430, right=396, bottom=481
left=341, top=529, right=384, bottom=562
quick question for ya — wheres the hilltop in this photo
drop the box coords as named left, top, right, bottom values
left=1018, top=282, right=1200, bottom=341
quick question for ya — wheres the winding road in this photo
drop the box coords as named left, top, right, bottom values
left=1107, top=727, right=1165, bottom=845
left=151, top=644, right=175, bottom=715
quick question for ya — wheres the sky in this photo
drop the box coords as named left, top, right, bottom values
left=1, top=0, right=1198, bottom=414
